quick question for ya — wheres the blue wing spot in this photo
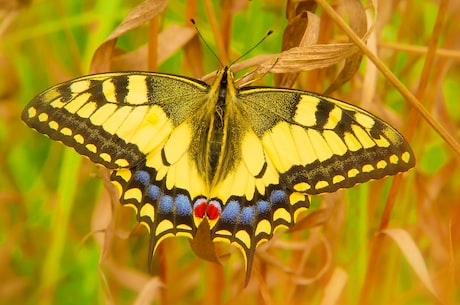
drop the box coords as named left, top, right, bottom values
left=221, top=200, right=240, bottom=222
left=159, top=195, right=173, bottom=213
left=256, top=200, right=270, bottom=214
left=240, top=206, right=255, bottom=225
left=270, top=190, right=287, bottom=204
left=146, top=185, right=160, bottom=201
left=133, top=170, right=150, bottom=186
left=175, top=194, right=192, bottom=216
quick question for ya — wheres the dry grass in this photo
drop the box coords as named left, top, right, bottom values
left=1, top=0, right=459, bottom=304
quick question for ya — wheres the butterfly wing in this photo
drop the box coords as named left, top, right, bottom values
left=209, top=85, right=415, bottom=281
left=241, top=88, right=415, bottom=194
left=22, top=71, right=212, bottom=265
left=22, top=72, right=210, bottom=168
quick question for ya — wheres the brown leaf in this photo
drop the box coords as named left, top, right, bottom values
left=90, top=169, right=115, bottom=264
left=282, top=3, right=319, bottom=52
left=189, top=219, right=221, bottom=264
left=275, top=11, right=321, bottom=87
left=90, top=0, right=169, bottom=73
left=183, top=35, right=205, bottom=78
left=289, top=208, right=331, bottom=232
left=132, top=277, right=163, bottom=305
left=324, top=0, right=367, bottom=94
left=111, top=25, right=196, bottom=71
left=285, top=0, right=318, bottom=20
left=107, top=261, right=160, bottom=293
left=381, top=228, right=440, bottom=300
left=319, top=267, right=348, bottom=305
left=235, top=42, right=360, bottom=86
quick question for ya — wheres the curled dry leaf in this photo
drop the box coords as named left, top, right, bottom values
left=236, top=0, right=371, bottom=91
left=107, top=259, right=162, bottom=296
left=324, top=0, right=368, bottom=94
left=260, top=230, right=333, bottom=286
left=275, top=10, right=320, bottom=88
left=254, top=267, right=275, bottom=305
left=256, top=249, right=294, bottom=274
left=111, top=25, right=196, bottom=71
left=319, top=267, right=348, bottom=305
left=284, top=0, right=318, bottom=25
left=381, top=228, right=440, bottom=300
left=90, top=168, right=115, bottom=264
left=292, top=235, right=332, bottom=285
left=235, top=42, right=360, bottom=86
left=282, top=9, right=319, bottom=50
left=90, top=0, right=169, bottom=73
left=132, top=277, right=163, bottom=305
left=289, top=208, right=331, bottom=232
left=266, top=43, right=360, bottom=72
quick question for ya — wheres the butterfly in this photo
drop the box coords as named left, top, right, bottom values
left=21, top=65, right=415, bottom=283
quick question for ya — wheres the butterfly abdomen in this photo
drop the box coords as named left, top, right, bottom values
left=207, top=103, right=225, bottom=181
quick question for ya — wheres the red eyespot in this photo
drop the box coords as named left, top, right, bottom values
left=207, top=201, right=221, bottom=220
left=193, top=199, right=207, bottom=218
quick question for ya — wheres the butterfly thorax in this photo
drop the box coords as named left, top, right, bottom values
left=194, top=67, right=243, bottom=189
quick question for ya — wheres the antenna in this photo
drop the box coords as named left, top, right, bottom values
left=190, top=19, right=223, bottom=67
left=190, top=19, right=273, bottom=68
left=230, top=30, right=273, bottom=66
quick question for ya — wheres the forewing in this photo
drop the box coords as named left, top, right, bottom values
left=22, top=71, right=209, bottom=169
left=240, top=87, right=415, bottom=195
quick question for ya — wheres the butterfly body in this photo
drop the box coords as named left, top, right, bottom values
left=22, top=65, right=415, bottom=283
